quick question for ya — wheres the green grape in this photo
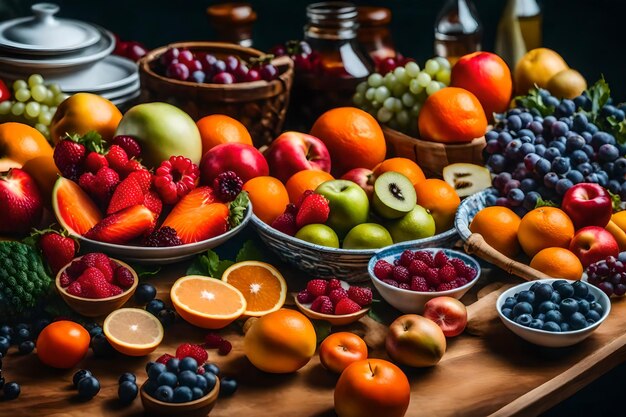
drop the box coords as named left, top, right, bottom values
left=367, top=73, right=383, bottom=88
left=417, top=72, right=431, bottom=88
left=404, top=61, right=420, bottom=78
left=15, top=88, right=31, bottom=102
left=55, top=93, right=69, bottom=106
left=435, top=69, right=451, bottom=85
left=435, top=56, right=451, bottom=70
left=409, top=79, right=423, bottom=95
left=401, top=92, right=416, bottom=108
left=356, top=81, right=368, bottom=95
left=365, top=87, right=376, bottom=101
left=396, top=110, right=410, bottom=127
left=353, top=92, right=365, bottom=107
left=393, top=67, right=409, bottom=86
left=11, top=102, right=25, bottom=116
left=0, top=101, right=12, bottom=115
left=38, top=111, right=52, bottom=125
left=383, top=97, right=395, bottom=111
left=28, top=74, right=44, bottom=88
left=31, top=84, right=47, bottom=102
left=44, top=90, right=55, bottom=106
left=377, top=107, right=393, bottom=123
left=393, top=98, right=404, bottom=112
left=40, top=104, right=49, bottom=115
left=426, top=80, right=442, bottom=95
left=374, top=86, right=391, bottom=103
left=12, top=80, right=27, bottom=91
left=371, top=100, right=382, bottom=109
left=424, top=59, right=440, bottom=76
left=48, top=83, right=62, bottom=95
left=383, top=74, right=397, bottom=89
left=49, top=106, right=57, bottom=116
left=391, top=83, right=407, bottom=98
left=34, top=123, right=48, bottom=137
left=410, top=103, right=422, bottom=118
left=438, top=81, right=447, bottom=89
left=387, top=117, right=400, bottom=130
left=25, top=101, right=41, bottom=118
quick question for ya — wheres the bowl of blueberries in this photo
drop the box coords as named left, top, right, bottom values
left=496, top=279, right=611, bottom=348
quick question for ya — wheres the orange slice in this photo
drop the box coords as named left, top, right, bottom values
left=221, top=261, right=287, bottom=317
left=171, top=275, right=247, bottom=329
left=103, top=308, right=163, bottom=356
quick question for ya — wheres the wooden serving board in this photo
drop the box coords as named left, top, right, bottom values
left=3, top=262, right=626, bottom=417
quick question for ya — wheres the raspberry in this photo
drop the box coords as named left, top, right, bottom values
left=115, top=266, right=135, bottom=288
left=410, top=276, right=429, bottom=292
left=462, top=266, right=478, bottom=280
left=334, top=298, right=361, bottom=315
left=306, top=279, right=328, bottom=297
left=383, top=279, right=399, bottom=287
left=285, top=203, right=298, bottom=215
left=175, top=343, right=208, bottom=364
left=399, top=283, right=411, bottom=290
left=112, top=135, right=142, bottom=159
left=434, top=251, right=449, bottom=268
left=392, top=266, right=410, bottom=283
left=408, top=259, right=429, bottom=276
left=399, top=250, right=415, bottom=267
left=437, top=282, right=456, bottom=292
left=328, top=288, right=348, bottom=305
left=413, top=251, right=434, bottom=267
left=212, top=171, right=243, bottom=202
left=81, top=253, right=114, bottom=283
left=59, top=271, right=72, bottom=287
left=271, top=212, right=297, bottom=236
left=374, top=260, right=394, bottom=280
left=425, top=268, right=441, bottom=286
left=67, top=281, right=82, bottom=296
left=218, top=340, right=232, bottom=356
left=295, top=193, right=330, bottom=228
left=156, top=353, right=176, bottom=365
left=154, top=156, right=200, bottom=204
left=327, top=278, right=342, bottom=291
left=310, top=296, right=333, bottom=314
left=66, top=260, right=86, bottom=279
left=454, top=278, right=468, bottom=287
left=144, top=226, right=183, bottom=247
left=438, top=265, right=457, bottom=283
left=106, top=145, right=129, bottom=173
left=77, top=267, right=117, bottom=298
left=84, top=152, right=108, bottom=174
left=449, top=258, right=467, bottom=274
left=297, top=289, right=314, bottom=304
left=347, top=286, right=372, bottom=307
left=204, top=333, right=225, bottom=349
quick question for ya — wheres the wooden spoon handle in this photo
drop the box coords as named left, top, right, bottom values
left=464, top=233, right=551, bottom=282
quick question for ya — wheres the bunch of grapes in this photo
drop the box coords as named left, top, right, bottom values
left=352, top=57, right=451, bottom=135
left=0, top=74, right=69, bottom=138
left=586, top=253, right=626, bottom=296
left=483, top=88, right=626, bottom=216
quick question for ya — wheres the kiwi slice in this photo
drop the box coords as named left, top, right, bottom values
left=372, top=172, right=417, bottom=219
left=442, top=163, right=492, bottom=197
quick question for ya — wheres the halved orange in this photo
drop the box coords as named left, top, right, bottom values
left=171, top=275, right=247, bottom=329
left=221, top=261, right=287, bottom=317
left=103, top=308, right=163, bottom=356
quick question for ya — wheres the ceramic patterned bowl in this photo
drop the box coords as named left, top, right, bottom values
left=251, top=214, right=459, bottom=283
left=454, top=189, right=489, bottom=243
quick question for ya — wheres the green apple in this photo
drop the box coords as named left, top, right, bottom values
left=343, top=223, right=393, bottom=249
left=295, top=224, right=340, bottom=248
left=115, top=102, right=203, bottom=169
left=386, top=205, right=436, bottom=243
left=315, top=179, right=369, bottom=238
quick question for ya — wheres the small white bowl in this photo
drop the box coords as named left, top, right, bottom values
left=368, top=245, right=481, bottom=314
left=496, top=279, right=611, bottom=348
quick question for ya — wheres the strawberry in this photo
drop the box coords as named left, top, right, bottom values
left=92, top=166, right=120, bottom=204
left=296, top=289, right=314, bottom=304
left=154, top=156, right=199, bottom=205
left=77, top=267, right=116, bottom=299
left=81, top=253, right=114, bottom=283
left=296, top=190, right=314, bottom=209
left=176, top=343, right=208, bottom=364
left=78, top=172, right=96, bottom=194
left=334, top=298, right=361, bottom=315
left=143, top=191, right=163, bottom=217
left=270, top=212, right=297, bottom=236
left=112, top=135, right=142, bottom=159
left=328, top=288, right=348, bottom=305
left=67, top=281, right=82, bottom=296
left=373, top=260, right=394, bottom=280
left=36, top=230, right=77, bottom=275
left=85, top=205, right=155, bottom=244
left=84, top=152, right=108, bottom=174
left=295, top=193, right=330, bottom=228
left=306, top=279, right=328, bottom=297
left=53, top=138, right=86, bottom=179
left=114, top=266, right=135, bottom=288
left=122, top=159, right=144, bottom=178
left=156, top=353, right=176, bottom=365
left=128, top=170, right=152, bottom=193
left=107, top=175, right=144, bottom=214
left=0, top=169, right=43, bottom=235
left=347, top=286, right=372, bottom=307
left=310, top=296, right=333, bottom=314
left=106, top=145, right=129, bottom=173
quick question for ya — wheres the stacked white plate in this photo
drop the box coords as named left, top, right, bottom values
left=0, top=3, right=139, bottom=108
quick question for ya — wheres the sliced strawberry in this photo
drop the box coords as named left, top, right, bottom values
left=85, top=205, right=155, bottom=244
left=161, top=186, right=228, bottom=244
left=127, top=170, right=152, bottom=193
left=143, top=191, right=163, bottom=217
left=107, top=176, right=144, bottom=215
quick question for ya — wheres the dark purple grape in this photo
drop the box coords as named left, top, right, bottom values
left=190, top=70, right=205, bottom=83
left=587, top=263, right=598, bottom=274
left=233, top=63, right=249, bottom=82
left=212, top=60, right=227, bottom=74
left=160, top=47, right=180, bottom=66
left=614, top=284, right=626, bottom=296
left=597, top=262, right=610, bottom=277
left=512, top=165, right=529, bottom=181
left=486, top=139, right=500, bottom=154
left=178, top=49, right=194, bottom=65
left=555, top=178, right=573, bottom=196
left=534, top=158, right=551, bottom=176
left=495, top=197, right=510, bottom=207
left=598, top=144, right=619, bottom=162
left=184, top=59, right=203, bottom=73
left=493, top=172, right=512, bottom=191
left=202, top=54, right=217, bottom=67
left=606, top=256, right=617, bottom=269
left=270, top=45, right=287, bottom=56
left=260, top=64, right=278, bottom=81
left=597, top=281, right=614, bottom=296
left=212, top=72, right=235, bottom=84
left=610, top=272, right=623, bottom=285
left=507, top=188, right=524, bottom=206
left=614, top=261, right=625, bottom=273
left=619, top=252, right=626, bottom=264
left=225, top=55, right=239, bottom=72
left=587, top=273, right=601, bottom=285
left=503, top=179, right=521, bottom=194
left=166, top=62, right=190, bottom=81
left=543, top=172, right=559, bottom=188
left=246, top=69, right=261, bottom=82
left=551, top=121, right=569, bottom=137
left=524, top=153, right=541, bottom=171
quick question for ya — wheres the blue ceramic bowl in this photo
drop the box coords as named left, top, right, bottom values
left=454, top=190, right=489, bottom=243
left=251, top=214, right=459, bottom=283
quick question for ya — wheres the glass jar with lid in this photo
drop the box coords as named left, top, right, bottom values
left=206, top=2, right=257, bottom=47
left=357, top=6, right=396, bottom=62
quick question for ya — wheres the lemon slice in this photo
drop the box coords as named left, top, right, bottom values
left=103, top=308, right=163, bottom=356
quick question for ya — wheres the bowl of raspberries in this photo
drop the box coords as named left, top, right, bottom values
left=369, top=246, right=480, bottom=313
left=55, top=253, right=138, bottom=317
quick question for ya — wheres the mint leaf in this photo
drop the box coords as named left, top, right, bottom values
left=586, top=76, right=611, bottom=116
left=131, top=264, right=161, bottom=278
left=229, top=191, right=249, bottom=228
left=514, top=87, right=554, bottom=117
left=236, top=240, right=266, bottom=262
left=535, top=197, right=558, bottom=208
left=215, top=260, right=235, bottom=278
left=609, top=190, right=622, bottom=212
left=186, top=249, right=221, bottom=277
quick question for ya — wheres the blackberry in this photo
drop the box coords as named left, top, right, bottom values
left=213, top=171, right=243, bottom=202
left=144, top=227, right=183, bottom=247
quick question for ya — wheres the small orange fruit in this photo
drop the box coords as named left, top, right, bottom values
left=36, top=320, right=90, bottom=368
left=242, top=176, right=290, bottom=224
left=244, top=308, right=316, bottom=373
left=319, top=332, right=368, bottom=374
left=310, top=107, right=386, bottom=176
left=50, top=93, right=122, bottom=143
left=529, top=247, right=583, bottom=280
left=418, top=87, right=488, bottom=143
left=469, top=206, right=521, bottom=258
left=518, top=207, right=575, bottom=258
left=372, top=157, right=426, bottom=186
left=414, top=178, right=460, bottom=233
left=285, top=169, right=334, bottom=204
left=514, top=48, right=569, bottom=95
left=103, top=308, right=164, bottom=356
left=171, top=275, right=247, bottom=329
left=196, top=114, right=253, bottom=155
left=221, top=261, right=287, bottom=317
left=21, top=154, right=60, bottom=205
left=0, top=122, right=53, bottom=164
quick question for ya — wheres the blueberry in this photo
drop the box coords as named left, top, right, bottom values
left=520, top=178, right=537, bottom=193
left=118, top=372, right=136, bottom=384
left=73, top=369, right=93, bottom=388
left=195, top=374, right=208, bottom=393
left=501, top=308, right=513, bottom=319
left=572, top=113, right=588, bottom=132
left=534, top=283, right=554, bottom=302
left=118, top=381, right=138, bottom=404
left=551, top=156, right=570, bottom=175
left=599, top=144, right=619, bottom=162
left=173, top=386, right=193, bottom=403
left=577, top=299, right=590, bottom=315
left=508, top=115, right=523, bottom=131
left=146, top=299, right=166, bottom=316
left=555, top=283, right=575, bottom=298
left=544, top=172, right=559, bottom=188
left=145, top=361, right=156, bottom=374
left=15, top=323, right=29, bottom=332
left=16, top=328, right=30, bottom=343
left=529, top=282, right=542, bottom=292
left=135, top=283, right=157, bottom=304
left=203, top=363, right=220, bottom=376
left=143, top=379, right=159, bottom=396
left=512, top=301, right=533, bottom=317
left=570, top=149, right=588, bottom=165
left=191, top=70, right=205, bottom=83
left=148, top=362, right=167, bottom=380
left=3, top=381, right=20, bottom=400
left=515, top=313, right=533, bottom=326
left=488, top=154, right=507, bottom=173
left=544, top=147, right=561, bottom=161
left=516, top=290, right=535, bottom=305
left=566, top=170, right=584, bottom=184
left=88, top=326, right=103, bottom=339
left=560, top=298, right=579, bottom=316
left=0, top=325, right=12, bottom=338
left=166, top=358, right=180, bottom=373
left=179, top=357, right=198, bottom=372
left=534, top=158, right=552, bottom=176
left=32, top=318, right=50, bottom=336
left=157, top=308, right=177, bottom=327
left=550, top=291, right=562, bottom=304
left=538, top=301, right=558, bottom=314
left=591, top=132, right=615, bottom=150
left=544, top=310, right=563, bottom=324
left=178, top=370, right=197, bottom=388
left=523, top=191, right=541, bottom=210
left=542, top=321, right=561, bottom=332
left=203, top=371, right=218, bottom=392
left=156, top=372, right=178, bottom=388
left=218, top=377, right=238, bottom=397
left=529, top=319, right=544, bottom=329
left=91, top=333, right=115, bottom=358
left=18, top=340, right=34, bottom=354
left=568, top=312, right=588, bottom=330
left=497, top=132, right=513, bottom=148
left=192, top=387, right=205, bottom=400
left=535, top=314, right=545, bottom=323
left=560, top=322, right=571, bottom=332
left=572, top=281, right=589, bottom=298
left=77, top=376, right=100, bottom=400
left=154, top=385, right=174, bottom=402
left=586, top=310, right=602, bottom=322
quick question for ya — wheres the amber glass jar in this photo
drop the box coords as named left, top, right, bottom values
left=206, top=3, right=257, bottom=47
left=357, top=6, right=396, bottom=62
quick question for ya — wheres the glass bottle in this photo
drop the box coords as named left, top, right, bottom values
left=206, top=3, right=257, bottom=47
left=434, top=0, right=482, bottom=65
left=356, top=6, right=396, bottom=62
left=516, top=0, right=542, bottom=50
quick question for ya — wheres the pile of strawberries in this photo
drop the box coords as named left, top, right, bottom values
left=373, top=250, right=477, bottom=292
left=156, top=343, right=209, bottom=368
left=297, top=278, right=372, bottom=315
left=59, top=253, right=134, bottom=299
left=271, top=190, right=330, bottom=236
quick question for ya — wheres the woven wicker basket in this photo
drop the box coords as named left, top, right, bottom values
left=139, top=42, right=294, bottom=147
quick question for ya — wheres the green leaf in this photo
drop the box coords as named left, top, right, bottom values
left=214, top=260, right=235, bottom=279
left=186, top=249, right=221, bottom=277
left=65, top=130, right=106, bottom=154
left=535, top=197, right=558, bottom=208
left=514, top=87, right=554, bottom=117
left=229, top=191, right=249, bottom=228
left=586, top=76, right=611, bottom=116
left=236, top=240, right=266, bottom=262
left=312, top=320, right=331, bottom=344
left=131, top=263, right=161, bottom=278
left=609, top=190, right=622, bottom=212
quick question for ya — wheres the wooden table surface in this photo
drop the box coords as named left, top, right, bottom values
left=3, top=253, right=626, bottom=417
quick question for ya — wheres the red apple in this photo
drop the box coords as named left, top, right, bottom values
left=569, top=226, right=619, bottom=267
left=561, top=183, right=612, bottom=229
left=341, top=168, right=374, bottom=200
left=422, top=296, right=467, bottom=337
left=264, top=131, right=331, bottom=183
left=385, top=314, right=446, bottom=368
left=199, top=143, right=269, bottom=184
left=0, top=168, right=43, bottom=235
left=319, top=332, right=368, bottom=374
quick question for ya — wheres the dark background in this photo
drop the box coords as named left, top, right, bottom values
left=2, top=0, right=626, bottom=415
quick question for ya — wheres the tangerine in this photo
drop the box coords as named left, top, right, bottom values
left=418, top=87, right=488, bottom=143
left=372, top=157, right=426, bottom=186
left=529, top=247, right=583, bottom=280
left=0, top=122, right=52, bottom=164
left=469, top=206, right=521, bottom=258
left=310, top=107, right=386, bottom=176
left=285, top=169, right=334, bottom=204
left=196, top=114, right=253, bottom=155
left=242, top=176, right=290, bottom=224
left=518, top=207, right=575, bottom=258
left=36, top=320, right=90, bottom=368
left=414, top=178, right=460, bottom=233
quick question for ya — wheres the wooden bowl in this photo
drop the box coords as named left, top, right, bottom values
left=55, top=257, right=138, bottom=317
left=140, top=377, right=220, bottom=417
left=294, top=297, right=369, bottom=326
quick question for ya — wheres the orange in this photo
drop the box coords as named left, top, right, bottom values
left=171, top=275, right=247, bottom=329
left=529, top=247, right=583, bottom=280
left=605, top=220, right=626, bottom=251
left=244, top=309, right=316, bottom=373
left=21, top=154, right=60, bottom=205
left=103, top=308, right=163, bottom=356
left=50, top=93, right=122, bottom=143
left=242, top=176, right=290, bottom=224
left=310, top=107, right=386, bottom=176
left=418, top=87, right=488, bottom=143
left=514, top=48, right=569, bottom=95
left=36, top=320, right=90, bottom=368
left=221, top=261, right=287, bottom=316
left=196, top=114, right=253, bottom=155
left=285, top=169, right=334, bottom=204
left=518, top=207, right=575, bottom=258
left=469, top=206, right=521, bottom=258
left=0, top=122, right=53, bottom=164
left=414, top=178, right=461, bottom=234
left=372, top=157, right=426, bottom=186
left=611, top=211, right=626, bottom=232
left=319, top=332, right=368, bottom=374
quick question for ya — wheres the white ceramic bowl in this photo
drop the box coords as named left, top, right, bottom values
left=368, top=245, right=481, bottom=313
left=496, top=279, right=611, bottom=348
